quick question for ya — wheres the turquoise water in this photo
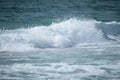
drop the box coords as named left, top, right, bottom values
left=0, top=0, right=120, bottom=80
left=0, top=0, right=120, bottom=29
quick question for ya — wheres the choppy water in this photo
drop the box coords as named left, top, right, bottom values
left=0, top=0, right=120, bottom=29
left=0, top=46, right=120, bottom=80
left=0, top=0, right=120, bottom=80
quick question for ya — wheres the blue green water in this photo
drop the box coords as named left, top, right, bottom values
left=0, top=0, right=120, bottom=80
left=0, top=0, right=120, bottom=29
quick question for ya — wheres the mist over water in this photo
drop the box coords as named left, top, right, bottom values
left=0, top=0, right=120, bottom=80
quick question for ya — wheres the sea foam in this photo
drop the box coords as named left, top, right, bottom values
left=0, top=18, right=119, bottom=51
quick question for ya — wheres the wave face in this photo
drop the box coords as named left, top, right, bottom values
left=0, top=18, right=120, bottom=51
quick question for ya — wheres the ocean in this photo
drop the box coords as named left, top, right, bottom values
left=0, top=0, right=120, bottom=80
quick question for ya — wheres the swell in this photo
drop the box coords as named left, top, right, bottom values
left=0, top=18, right=120, bottom=51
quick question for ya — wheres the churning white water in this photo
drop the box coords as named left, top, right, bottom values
left=1, top=18, right=120, bottom=51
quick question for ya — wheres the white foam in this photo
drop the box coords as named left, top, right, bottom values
left=3, top=61, right=120, bottom=79
left=0, top=18, right=119, bottom=51
left=10, top=62, right=105, bottom=75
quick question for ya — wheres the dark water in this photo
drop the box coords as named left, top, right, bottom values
left=0, top=0, right=120, bottom=29
left=0, top=0, right=120, bottom=80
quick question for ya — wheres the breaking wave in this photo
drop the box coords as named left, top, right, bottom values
left=0, top=18, right=120, bottom=51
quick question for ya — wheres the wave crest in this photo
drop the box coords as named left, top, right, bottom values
left=0, top=18, right=119, bottom=51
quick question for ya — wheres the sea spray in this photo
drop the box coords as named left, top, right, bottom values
left=0, top=18, right=119, bottom=51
